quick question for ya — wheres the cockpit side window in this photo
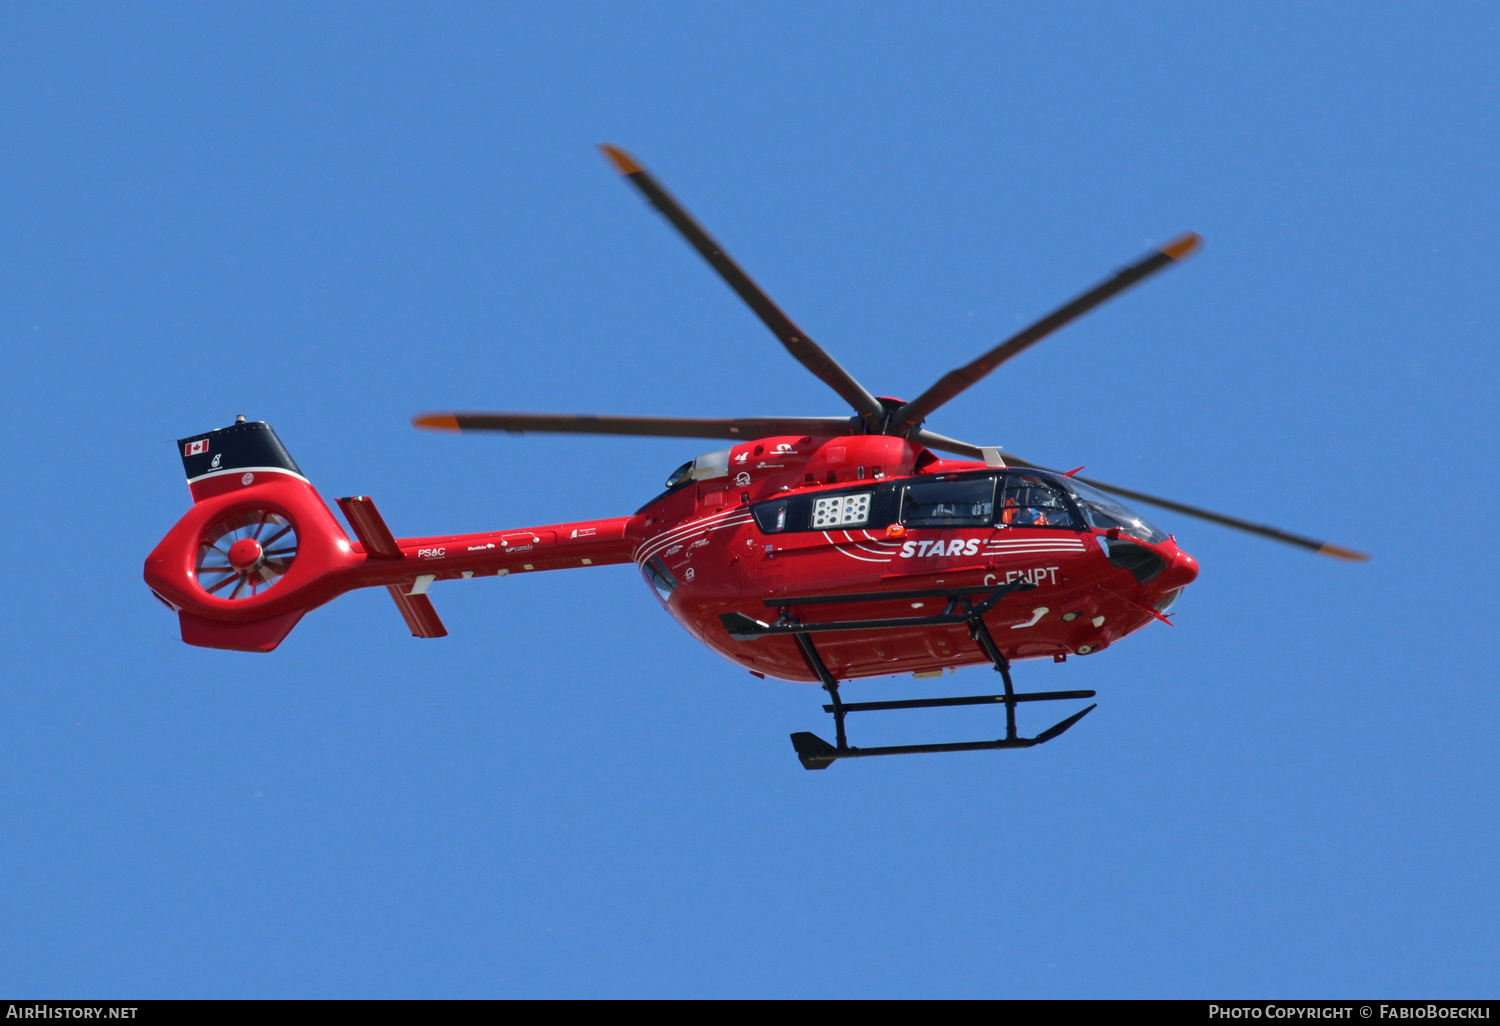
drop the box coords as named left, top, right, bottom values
left=997, top=472, right=1081, bottom=530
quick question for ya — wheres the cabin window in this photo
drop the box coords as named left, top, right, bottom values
left=901, top=477, right=997, bottom=528
left=752, top=499, right=790, bottom=534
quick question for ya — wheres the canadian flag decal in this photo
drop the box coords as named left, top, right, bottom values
left=185, top=439, right=210, bottom=456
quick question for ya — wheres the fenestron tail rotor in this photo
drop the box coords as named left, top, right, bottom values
left=195, top=510, right=299, bottom=599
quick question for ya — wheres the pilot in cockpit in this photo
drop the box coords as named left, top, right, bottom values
left=1001, top=495, right=1047, bottom=527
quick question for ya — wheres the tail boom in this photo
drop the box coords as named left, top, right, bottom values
left=145, top=476, right=640, bottom=651
left=148, top=418, right=642, bottom=652
left=352, top=514, right=639, bottom=588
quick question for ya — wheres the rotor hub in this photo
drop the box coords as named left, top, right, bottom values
left=227, top=538, right=264, bottom=572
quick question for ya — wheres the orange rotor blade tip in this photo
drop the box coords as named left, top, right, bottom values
left=597, top=143, right=643, bottom=175
left=411, top=414, right=461, bottom=431
left=1159, top=231, right=1203, bottom=261
left=1316, top=542, right=1372, bottom=562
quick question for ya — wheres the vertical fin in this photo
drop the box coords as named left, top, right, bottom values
left=178, top=609, right=306, bottom=652
left=178, top=420, right=307, bottom=502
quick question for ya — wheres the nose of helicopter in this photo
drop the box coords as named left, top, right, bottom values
left=1139, top=542, right=1198, bottom=618
left=1155, top=543, right=1199, bottom=590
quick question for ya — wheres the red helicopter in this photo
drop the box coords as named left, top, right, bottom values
left=144, top=145, right=1368, bottom=769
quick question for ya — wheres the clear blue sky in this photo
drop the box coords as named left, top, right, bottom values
left=1, top=3, right=1496, bottom=998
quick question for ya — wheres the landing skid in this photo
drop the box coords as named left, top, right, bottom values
left=721, top=580, right=1097, bottom=769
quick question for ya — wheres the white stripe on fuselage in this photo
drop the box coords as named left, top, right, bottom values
left=636, top=509, right=754, bottom=566
left=186, top=466, right=311, bottom=486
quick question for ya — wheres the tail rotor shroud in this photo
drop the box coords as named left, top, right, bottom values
left=195, top=510, right=299, bottom=600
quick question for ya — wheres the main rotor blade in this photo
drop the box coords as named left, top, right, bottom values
left=599, top=144, right=884, bottom=423
left=413, top=412, right=859, bottom=442
left=1022, top=458, right=1369, bottom=561
left=911, top=430, right=1368, bottom=561
left=911, top=428, right=989, bottom=460
left=891, top=233, right=1202, bottom=432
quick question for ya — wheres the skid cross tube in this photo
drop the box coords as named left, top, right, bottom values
left=767, top=580, right=1097, bottom=769
left=823, top=689, right=1096, bottom=713
left=721, top=580, right=1037, bottom=641
left=763, top=583, right=1034, bottom=607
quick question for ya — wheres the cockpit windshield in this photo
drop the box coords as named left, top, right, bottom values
left=1058, top=476, right=1168, bottom=544
left=665, top=448, right=730, bottom=489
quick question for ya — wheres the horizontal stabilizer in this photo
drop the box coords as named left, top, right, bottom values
left=338, top=496, right=403, bottom=558
left=387, top=585, right=447, bottom=639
